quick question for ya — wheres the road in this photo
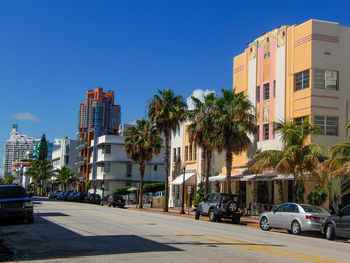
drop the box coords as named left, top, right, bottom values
left=0, top=197, right=349, bottom=263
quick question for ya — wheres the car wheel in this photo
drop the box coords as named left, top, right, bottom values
left=195, top=210, right=200, bottom=220
left=232, top=217, right=240, bottom=224
left=27, top=217, right=34, bottom=224
left=260, top=217, right=271, bottom=231
left=325, top=224, right=335, bottom=240
left=291, top=221, right=301, bottom=235
left=113, top=205, right=116, bottom=208
left=108, top=202, right=112, bottom=207
left=227, top=201, right=238, bottom=213
left=209, top=209, right=217, bottom=222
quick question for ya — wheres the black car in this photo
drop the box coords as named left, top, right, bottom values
left=108, top=194, right=125, bottom=208
left=195, top=193, right=242, bottom=223
left=0, top=185, right=34, bottom=223
left=71, top=192, right=87, bottom=202
left=49, top=190, right=62, bottom=200
left=84, top=193, right=101, bottom=204
left=322, top=204, right=350, bottom=240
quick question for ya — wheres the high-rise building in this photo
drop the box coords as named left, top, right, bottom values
left=3, top=124, right=40, bottom=177
left=76, top=88, right=121, bottom=191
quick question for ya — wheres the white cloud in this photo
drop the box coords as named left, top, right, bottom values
left=11, top=112, right=40, bottom=122
left=186, top=89, right=216, bottom=110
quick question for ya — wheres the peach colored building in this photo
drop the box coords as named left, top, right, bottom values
left=217, top=19, right=350, bottom=208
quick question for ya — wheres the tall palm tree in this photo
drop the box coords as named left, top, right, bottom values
left=26, top=159, right=53, bottom=195
left=252, top=118, right=324, bottom=202
left=55, top=167, right=77, bottom=191
left=124, top=119, right=163, bottom=208
left=187, top=93, right=217, bottom=196
left=214, top=89, right=257, bottom=193
left=148, top=89, right=187, bottom=212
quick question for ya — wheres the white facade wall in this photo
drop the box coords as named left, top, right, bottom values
left=51, top=138, right=79, bottom=174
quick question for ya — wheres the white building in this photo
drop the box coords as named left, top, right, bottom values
left=51, top=137, right=79, bottom=174
left=169, top=121, right=225, bottom=207
left=89, top=134, right=165, bottom=196
left=3, top=124, right=40, bottom=177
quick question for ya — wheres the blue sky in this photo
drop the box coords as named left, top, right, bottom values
left=0, top=0, right=349, bottom=176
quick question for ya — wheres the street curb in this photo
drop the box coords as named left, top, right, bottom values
left=127, top=207, right=260, bottom=227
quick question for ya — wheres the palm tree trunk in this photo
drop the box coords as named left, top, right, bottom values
left=292, top=173, right=298, bottom=203
left=225, top=152, right=233, bottom=194
left=205, top=149, right=212, bottom=196
left=164, top=130, right=170, bottom=212
left=139, top=162, right=145, bottom=209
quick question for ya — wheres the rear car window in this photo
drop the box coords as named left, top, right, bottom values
left=0, top=187, right=27, bottom=199
left=301, top=205, right=328, bottom=214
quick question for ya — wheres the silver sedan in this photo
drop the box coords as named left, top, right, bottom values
left=259, top=203, right=330, bottom=235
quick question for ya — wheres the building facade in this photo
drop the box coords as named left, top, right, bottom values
left=52, top=138, right=79, bottom=174
left=76, top=87, right=121, bottom=191
left=89, top=134, right=165, bottom=197
left=169, top=121, right=225, bottom=207
left=3, top=124, right=40, bottom=177
left=223, top=19, right=350, bottom=208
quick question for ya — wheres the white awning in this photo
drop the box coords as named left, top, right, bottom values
left=275, top=174, right=294, bottom=180
left=171, top=173, right=196, bottom=185
left=240, top=175, right=256, bottom=181
left=209, top=175, right=226, bottom=182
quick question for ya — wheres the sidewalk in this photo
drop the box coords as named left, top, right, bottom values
left=126, top=204, right=260, bottom=227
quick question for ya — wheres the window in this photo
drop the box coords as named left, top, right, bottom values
left=295, top=70, right=310, bottom=91
left=263, top=124, right=269, bottom=140
left=314, top=69, right=338, bottom=90
left=126, top=163, right=132, bottom=177
left=314, top=116, right=339, bottom=136
left=193, top=145, right=197, bottom=161
left=287, top=204, right=299, bottom=213
left=256, top=86, right=260, bottom=102
left=154, top=165, right=157, bottom=171
left=273, top=80, right=276, bottom=98
left=263, top=83, right=270, bottom=100
left=189, top=145, right=193, bottom=161
left=173, top=148, right=176, bottom=162
left=185, top=146, right=189, bottom=161
left=104, top=163, right=110, bottom=173
left=341, top=205, right=350, bottom=216
left=177, top=147, right=181, bottom=163
left=295, top=117, right=306, bottom=126
left=102, top=144, right=111, bottom=154
left=276, top=204, right=289, bottom=213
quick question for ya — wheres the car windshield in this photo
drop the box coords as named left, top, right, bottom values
left=301, top=204, right=328, bottom=214
left=0, top=187, right=28, bottom=199
left=113, top=195, right=123, bottom=200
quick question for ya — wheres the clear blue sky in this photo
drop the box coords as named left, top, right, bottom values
left=0, top=0, right=349, bottom=175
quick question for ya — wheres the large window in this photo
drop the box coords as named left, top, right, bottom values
left=295, top=70, right=310, bottom=91
left=256, top=86, right=260, bottom=102
left=263, top=83, right=270, bottom=101
left=126, top=163, right=132, bottom=177
left=314, top=69, right=338, bottom=90
left=295, top=116, right=306, bottom=126
left=314, top=116, right=339, bottom=136
left=102, top=144, right=111, bottom=154
left=263, top=124, right=269, bottom=140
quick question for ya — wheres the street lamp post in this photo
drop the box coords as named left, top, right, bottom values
left=180, top=163, right=186, bottom=214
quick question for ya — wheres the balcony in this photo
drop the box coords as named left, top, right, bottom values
left=76, top=141, right=88, bottom=151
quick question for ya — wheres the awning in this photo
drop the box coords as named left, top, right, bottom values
left=253, top=172, right=279, bottom=181
left=275, top=174, right=294, bottom=180
left=240, top=175, right=256, bottom=181
left=209, top=175, right=226, bottom=182
left=171, top=173, right=196, bottom=185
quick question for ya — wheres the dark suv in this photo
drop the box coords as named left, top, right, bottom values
left=322, top=204, right=350, bottom=240
left=195, top=193, right=242, bottom=223
left=0, top=185, right=34, bottom=223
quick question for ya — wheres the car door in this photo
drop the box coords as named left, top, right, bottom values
left=201, top=194, right=213, bottom=215
left=270, top=204, right=288, bottom=228
left=337, top=205, right=350, bottom=238
left=281, top=204, right=299, bottom=229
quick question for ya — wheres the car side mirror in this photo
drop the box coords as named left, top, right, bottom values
left=272, top=208, right=276, bottom=213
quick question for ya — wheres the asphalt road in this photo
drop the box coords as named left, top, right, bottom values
left=0, top=197, right=349, bottom=263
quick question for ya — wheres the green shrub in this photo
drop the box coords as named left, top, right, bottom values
left=307, top=188, right=327, bottom=206
left=296, top=180, right=305, bottom=203
left=142, top=182, right=165, bottom=193
left=112, top=186, right=130, bottom=195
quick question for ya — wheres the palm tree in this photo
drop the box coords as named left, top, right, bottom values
left=26, top=159, right=53, bottom=195
left=252, top=118, right=324, bottom=202
left=124, top=119, right=163, bottom=208
left=55, top=167, right=77, bottom=191
left=187, top=93, right=217, bottom=196
left=148, top=89, right=187, bottom=212
left=214, top=89, right=257, bottom=194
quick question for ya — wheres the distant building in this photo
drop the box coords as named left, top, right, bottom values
left=89, top=134, right=165, bottom=196
left=51, top=138, right=79, bottom=174
left=3, top=124, right=40, bottom=177
left=32, top=141, right=54, bottom=160
left=76, top=88, right=122, bottom=191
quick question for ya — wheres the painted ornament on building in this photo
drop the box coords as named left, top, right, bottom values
left=277, top=26, right=287, bottom=47
left=249, top=41, right=257, bottom=60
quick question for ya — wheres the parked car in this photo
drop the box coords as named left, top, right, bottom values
left=260, top=203, right=330, bottom=235
left=67, top=192, right=77, bottom=201
left=49, top=190, right=61, bottom=200
left=108, top=194, right=125, bottom=208
left=195, top=193, right=242, bottom=223
left=71, top=192, right=87, bottom=202
left=321, top=204, right=350, bottom=240
left=0, top=185, right=34, bottom=223
left=100, top=194, right=111, bottom=206
left=84, top=193, right=101, bottom=204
